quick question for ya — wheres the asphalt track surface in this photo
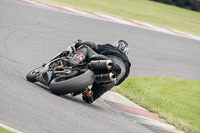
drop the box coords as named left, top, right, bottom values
left=0, top=0, right=200, bottom=133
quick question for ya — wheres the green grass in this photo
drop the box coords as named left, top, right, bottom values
left=0, top=127, right=15, bottom=133
left=37, top=0, right=200, bottom=37
left=112, top=77, right=200, bottom=133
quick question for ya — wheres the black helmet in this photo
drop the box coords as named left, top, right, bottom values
left=112, top=40, right=129, bottom=55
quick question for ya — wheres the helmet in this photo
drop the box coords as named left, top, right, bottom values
left=112, top=40, right=129, bottom=55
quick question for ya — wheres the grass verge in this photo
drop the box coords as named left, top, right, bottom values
left=36, top=0, right=200, bottom=37
left=0, top=127, right=15, bottom=133
left=112, top=77, right=200, bottom=133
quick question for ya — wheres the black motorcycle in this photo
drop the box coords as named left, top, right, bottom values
left=26, top=44, right=116, bottom=96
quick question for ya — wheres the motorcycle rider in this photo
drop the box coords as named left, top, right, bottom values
left=71, top=39, right=131, bottom=104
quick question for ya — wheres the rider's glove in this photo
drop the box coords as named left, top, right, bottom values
left=74, top=39, right=83, bottom=50
left=82, top=41, right=96, bottom=50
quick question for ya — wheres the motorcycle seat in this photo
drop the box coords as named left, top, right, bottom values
left=90, top=54, right=109, bottom=61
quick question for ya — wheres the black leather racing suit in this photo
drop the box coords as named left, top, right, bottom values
left=73, top=41, right=131, bottom=102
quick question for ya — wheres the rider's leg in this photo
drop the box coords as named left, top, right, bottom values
left=82, top=81, right=115, bottom=103
left=92, top=82, right=115, bottom=101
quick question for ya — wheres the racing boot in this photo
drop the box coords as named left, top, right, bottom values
left=82, top=87, right=94, bottom=104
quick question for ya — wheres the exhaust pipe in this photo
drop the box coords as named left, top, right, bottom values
left=95, top=73, right=116, bottom=83
left=89, top=60, right=113, bottom=70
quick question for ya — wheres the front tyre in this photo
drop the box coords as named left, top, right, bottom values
left=49, top=69, right=95, bottom=95
left=26, top=67, right=42, bottom=82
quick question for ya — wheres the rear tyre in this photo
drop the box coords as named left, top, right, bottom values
left=49, top=69, right=95, bottom=95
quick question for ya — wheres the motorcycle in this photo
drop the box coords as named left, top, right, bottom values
left=26, top=43, right=116, bottom=96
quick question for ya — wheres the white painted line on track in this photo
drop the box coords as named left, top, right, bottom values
left=0, top=123, right=23, bottom=133
left=19, top=0, right=200, bottom=41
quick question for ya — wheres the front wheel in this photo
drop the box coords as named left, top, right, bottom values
left=49, top=69, right=95, bottom=95
left=26, top=67, right=42, bottom=82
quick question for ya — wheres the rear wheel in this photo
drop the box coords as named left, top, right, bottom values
left=49, top=69, right=95, bottom=95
